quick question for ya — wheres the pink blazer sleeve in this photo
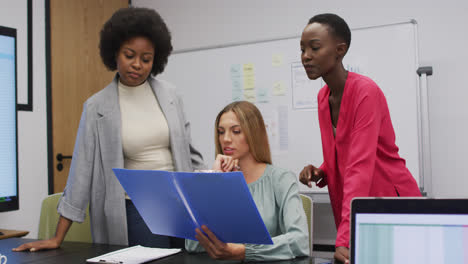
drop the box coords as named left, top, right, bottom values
left=316, top=163, right=328, bottom=188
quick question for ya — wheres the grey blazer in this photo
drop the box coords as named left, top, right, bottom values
left=57, top=76, right=205, bottom=245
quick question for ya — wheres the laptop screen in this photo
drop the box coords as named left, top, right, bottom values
left=350, top=198, right=468, bottom=264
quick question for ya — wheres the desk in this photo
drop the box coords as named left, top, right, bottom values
left=1, top=238, right=336, bottom=264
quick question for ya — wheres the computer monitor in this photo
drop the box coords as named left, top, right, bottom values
left=350, top=198, right=468, bottom=264
left=0, top=25, right=19, bottom=212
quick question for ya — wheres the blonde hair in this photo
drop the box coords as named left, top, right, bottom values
left=214, top=101, right=272, bottom=164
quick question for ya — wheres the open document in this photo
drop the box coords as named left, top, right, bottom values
left=87, top=245, right=181, bottom=264
left=112, top=169, right=273, bottom=244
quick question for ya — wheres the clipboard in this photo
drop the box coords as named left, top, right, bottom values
left=86, top=245, right=181, bottom=264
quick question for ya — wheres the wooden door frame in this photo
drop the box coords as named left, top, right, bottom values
left=45, top=0, right=132, bottom=194
left=46, top=0, right=53, bottom=194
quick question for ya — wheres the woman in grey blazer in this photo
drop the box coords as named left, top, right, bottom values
left=14, top=7, right=204, bottom=252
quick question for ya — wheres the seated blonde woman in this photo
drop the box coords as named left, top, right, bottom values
left=185, top=101, right=309, bottom=262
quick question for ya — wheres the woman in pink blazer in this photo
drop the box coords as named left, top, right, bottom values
left=298, top=13, right=421, bottom=263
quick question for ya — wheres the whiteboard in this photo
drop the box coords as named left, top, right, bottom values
left=159, top=21, right=420, bottom=193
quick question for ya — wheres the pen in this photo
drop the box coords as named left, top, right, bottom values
left=98, top=260, right=123, bottom=264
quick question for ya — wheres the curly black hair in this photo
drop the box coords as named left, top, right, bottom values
left=99, top=7, right=173, bottom=76
left=308, top=13, right=351, bottom=51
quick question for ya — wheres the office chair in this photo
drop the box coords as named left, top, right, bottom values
left=300, top=194, right=313, bottom=256
left=37, top=193, right=92, bottom=243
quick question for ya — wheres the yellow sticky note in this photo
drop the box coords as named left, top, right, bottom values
left=272, top=54, right=284, bottom=67
left=243, top=63, right=255, bottom=75
left=244, top=75, right=255, bottom=89
left=273, top=81, right=286, bottom=96
left=244, top=89, right=256, bottom=102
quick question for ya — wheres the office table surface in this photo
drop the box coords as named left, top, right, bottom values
left=1, top=238, right=336, bottom=264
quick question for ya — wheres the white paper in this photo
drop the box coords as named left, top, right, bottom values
left=291, top=62, right=321, bottom=110
left=86, top=245, right=181, bottom=264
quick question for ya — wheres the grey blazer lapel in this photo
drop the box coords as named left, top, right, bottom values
left=95, top=78, right=127, bottom=244
left=152, top=78, right=175, bottom=119
left=150, top=78, right=190, bottom=171
left=96, top=78, right=124, bottom=171
left=151, top=78, right=180, bottom=139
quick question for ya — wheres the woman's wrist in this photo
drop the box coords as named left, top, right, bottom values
left=49, top=237, right=62, bottom=248
left=231, top=243, right=246, bottom=260
left=311, top=169, right=324, bottom=183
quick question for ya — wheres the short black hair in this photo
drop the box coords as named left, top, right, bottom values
left=99, top=7, right=173, bottom=76
left=308, top=13, right=351, bottom=50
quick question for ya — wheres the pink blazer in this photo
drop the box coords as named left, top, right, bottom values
left=316, top=72, right=421, bottom=248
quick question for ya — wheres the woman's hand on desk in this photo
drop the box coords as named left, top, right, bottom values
left=299, top=164, right=324, bottom=187
left=195, top=225, right=245, bottom=260
left=13, top=216, right=71, bottom=252
left=12, top=238, right=61, bottom=252
left=213, top=154, right=240, bottom=172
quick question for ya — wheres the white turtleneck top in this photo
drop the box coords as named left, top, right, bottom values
left=118, top=80, right=175, bottom=173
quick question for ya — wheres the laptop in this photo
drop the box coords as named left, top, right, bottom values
left=350, top=197, right=468, bottom=264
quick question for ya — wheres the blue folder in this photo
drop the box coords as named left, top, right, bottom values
left=112, top=168, right=273, bottom=245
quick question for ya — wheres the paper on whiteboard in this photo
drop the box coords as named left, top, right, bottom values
left=291, top=62, right=322, bottom=110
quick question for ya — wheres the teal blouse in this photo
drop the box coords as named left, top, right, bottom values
left=185, top=164, right=310, bottom=261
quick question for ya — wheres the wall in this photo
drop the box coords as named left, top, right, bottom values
left=133, top=0, right=468, bottom=199
left=134, top=0, right=468, bottom=246
left=0, top=0, right=48, bottom=239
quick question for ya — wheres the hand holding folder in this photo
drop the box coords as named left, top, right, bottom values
left=112, top=169, right=273, bottom=245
